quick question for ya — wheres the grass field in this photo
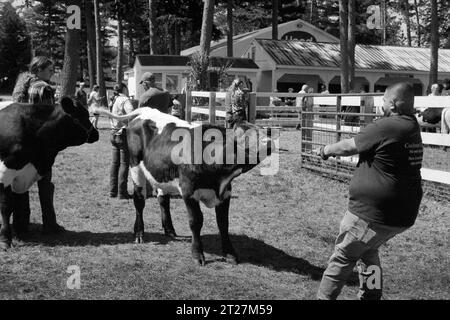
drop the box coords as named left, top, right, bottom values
left=0, top=118, right=449, bottom=300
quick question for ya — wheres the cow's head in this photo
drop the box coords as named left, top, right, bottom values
left=58, top=96, right=99, bottom=147
left=232, top=121, right=278, bottom=173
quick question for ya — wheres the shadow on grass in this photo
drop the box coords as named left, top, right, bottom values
left=13, top=225, right=358, bottom=286
left=13, top=223, right=188, bottom=248
left=201, top=234, right=360, bottom=284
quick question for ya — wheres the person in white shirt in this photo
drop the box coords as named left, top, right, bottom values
left=109, top=87, right=135, bottom=199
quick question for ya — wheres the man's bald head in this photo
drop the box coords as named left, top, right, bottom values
left=383, top=82, right=415, bottom=116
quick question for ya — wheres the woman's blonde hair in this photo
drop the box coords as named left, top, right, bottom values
left=29, top=56, right=53, bottom=75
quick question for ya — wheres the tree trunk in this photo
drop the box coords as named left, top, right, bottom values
left=169, top=23, right=176, bottom=55
left=94, top=0, right=106, bottom=106
left=429, top=0, right=438, bottom=87
left=310, top=0, right=318, bottom=25
left=59, top=0, right=81, bottom=99
left=413, top=0, right=421, bottom=47
left=348, top=0, right=355, bottom=91
left=148, top=0, right=156, bottom=54
left=199, top=0, right=215, bottom=55
left=85, top=0, right=96, bottom=89
left=175, top=24, right=181, bottom=55
left=272, top=0, right=278, bottom=39
left=227, top=0, right=233, bottom=57
left=403, top=0, right=412, bottom=46
left=381, top=0, right=386, bottom=45
left=116, top=17, right=124, bottom=85
left=127, top=31, right=135, bottom=67
left=339, top=0, right=349, bottom=93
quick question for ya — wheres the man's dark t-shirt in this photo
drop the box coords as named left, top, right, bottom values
left=349, top=115, right=423, bottom=227
left=139, top=87, right=172, bottom=114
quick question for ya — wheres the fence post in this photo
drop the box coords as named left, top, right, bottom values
left=336, top=95, right=342, bottom=167
left=363, top=96, right=375, bottom=124
left=185, top=90, right=192, bottom=123
left=248, top=92, right=257, bottom=124
left=299, top=99, right=303, bottom=168
left=209, top=92, right=216, bottom=125
left=301, top=96, right=313, bottom=152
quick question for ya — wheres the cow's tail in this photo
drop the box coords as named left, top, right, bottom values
left=91, top=107, right=143, bottom=122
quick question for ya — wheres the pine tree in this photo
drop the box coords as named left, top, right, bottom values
left=0, top=1, right=32, bottom=91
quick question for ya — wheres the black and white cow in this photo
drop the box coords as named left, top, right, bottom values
left=418, top=107, right=443, bottom=125
left=97, top=107, right=276, bottom=265
left=0, top=97, right=99, bottom=250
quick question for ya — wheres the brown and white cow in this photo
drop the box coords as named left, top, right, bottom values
left=97, top=107, right=277, bottom=265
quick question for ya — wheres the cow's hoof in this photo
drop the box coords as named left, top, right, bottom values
left=134, top=236, right=144, bottom=244
left=224, top=254, right=239, bottom=265
left=164, top=229, right=177, bottom=239
left=0, top=240, right=11, bottom=251
left=193, top=253, right=206, bottom=266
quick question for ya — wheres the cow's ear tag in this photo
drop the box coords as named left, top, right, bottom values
left=61, top=97, right=76, bottom=115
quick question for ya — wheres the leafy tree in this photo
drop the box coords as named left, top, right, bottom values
left=0, top=1, right=32, bottom=91
left=17, top=0, right=66, bottom=69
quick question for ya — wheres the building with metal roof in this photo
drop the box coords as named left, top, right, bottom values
left=249, top=39, right=450, bottom=97
left=181, top=19, right=339, bottom=58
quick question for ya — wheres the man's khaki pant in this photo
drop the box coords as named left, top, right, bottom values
left=317, top=211, right=408, bottom=300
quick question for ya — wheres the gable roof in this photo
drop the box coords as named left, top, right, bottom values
left=135, top=55, right=259, bottom=69
left=181, top=19, right=339, bottom=57
left=255, top=39, right=450, bottom=73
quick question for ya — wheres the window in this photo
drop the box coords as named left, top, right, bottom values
left=153, top=73, right=163, bottom=89
left=166, top=74, right=179, bottom=93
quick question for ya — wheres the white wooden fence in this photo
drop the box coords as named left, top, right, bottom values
left=186, top=91, right=450, bottom=187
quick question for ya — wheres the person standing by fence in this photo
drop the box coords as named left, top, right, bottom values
left=314, top=82, right=423, bottom=300
left=296, top=84, right=313, bottom=151
left=225, top=79, right=247, bottom=129
left=442, top=80, right=450, bottom=96
left=171, top=94, right=185, bottom=120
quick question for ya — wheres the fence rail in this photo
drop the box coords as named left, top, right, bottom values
left=185, top=90, right=450, bottom=196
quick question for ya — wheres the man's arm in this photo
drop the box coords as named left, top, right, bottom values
left=314, top=138, right=359, bottom=160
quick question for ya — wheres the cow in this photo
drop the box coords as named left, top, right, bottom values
left=95, top=107, right=276, bottom=266
left=417, top=107, right=450, bottom=134
left=418, top=107, right=442, bottom=125
left=0, top=97, right=99, bottom=250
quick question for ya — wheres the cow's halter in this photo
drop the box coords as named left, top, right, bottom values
left=73, top=118, right=96, bottom=142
